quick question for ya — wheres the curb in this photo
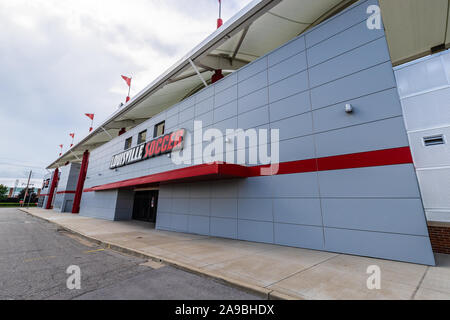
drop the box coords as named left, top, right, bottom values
left=19, top=208, right=301, bottom=300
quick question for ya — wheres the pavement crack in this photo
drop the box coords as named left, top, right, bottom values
left=263, top=253, right=340, bottom=288
left=410, top=266, right=429, bottom=300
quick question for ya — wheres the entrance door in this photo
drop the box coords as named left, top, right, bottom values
left=132, top=190, right=159, bottom=223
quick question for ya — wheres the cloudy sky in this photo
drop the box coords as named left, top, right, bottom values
left=0, top=0, right=252, bottom=180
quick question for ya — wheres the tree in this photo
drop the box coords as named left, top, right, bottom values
left=0, top=184, right=8, bottom=201
left=18, top=187, right=36, bottom=203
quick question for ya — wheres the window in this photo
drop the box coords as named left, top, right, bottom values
left=124, top=137, right=132, bottom=150
left=137, top=130, right=147, bottom=144
left=154, top=121, right=165, bottom=138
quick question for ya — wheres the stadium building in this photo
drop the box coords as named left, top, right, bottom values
left=39, top=0, right=450, bottom=265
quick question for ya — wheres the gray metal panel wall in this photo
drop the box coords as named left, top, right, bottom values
left=41, top=171, right=56, bottom=209
left=79, top=190, right=119, bottom=220
left=53, top=163, right=80, bottom=213
left=79, top=186, right=134, bottom=220
left=80, top=0, right=434, bottom=265
left=52, top=165, right=69, bottom=211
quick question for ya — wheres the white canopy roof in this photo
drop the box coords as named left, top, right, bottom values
left=47, top=0, right=450, bottom=168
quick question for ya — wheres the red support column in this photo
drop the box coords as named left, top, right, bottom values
left=118, top=127, right=126, bottom=136
left=211, top=69, right=224, bottom=84
left=45, top=168, right=59, bottom=209
left=72, top=150, right=89, bottom=214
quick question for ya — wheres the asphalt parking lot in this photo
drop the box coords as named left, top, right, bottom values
left=0, top=208, right=260, bottom=300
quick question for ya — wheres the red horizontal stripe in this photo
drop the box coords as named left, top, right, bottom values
left=83, top=147, right=413, bottom=192
left=317, top=146, right=413, bottom=171
left=247, top=158, right=318, bottom=177
left=56, top=191, right=76, bottom=194
left=40, top=190, right=76, bottom=196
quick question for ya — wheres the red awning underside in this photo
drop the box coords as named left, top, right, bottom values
left=88, top=163, right=249, bottom=191
left=85, top=147, right=413, bottom=192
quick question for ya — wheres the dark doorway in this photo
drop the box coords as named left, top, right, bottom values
left=132, top=190, right=159, bottom=223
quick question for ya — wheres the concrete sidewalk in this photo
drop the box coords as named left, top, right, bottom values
left=18, top=207, right=450, bottom=300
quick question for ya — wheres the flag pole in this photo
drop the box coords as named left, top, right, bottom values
left=121, top=75, right=132, bottom=102
left=70, top=133, right=74, bottom=147
left=217, top=0, right=223, bottom=28
left=126, top=77, right=132, bottom=102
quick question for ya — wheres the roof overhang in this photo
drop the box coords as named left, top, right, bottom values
left=86, top=162, right=250, bottom=191
left=380, top=0, right=450, bottom=66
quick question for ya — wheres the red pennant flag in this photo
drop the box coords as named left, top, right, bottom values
left=85, top=113, right=94, bottom=132
left=59, top=144, right=63, bottom=148
left=69, top=133, right=75, bottom=147
left=121, top=75, right=131, bottom=87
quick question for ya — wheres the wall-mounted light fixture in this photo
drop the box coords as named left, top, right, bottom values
left=345, top=104, right=353, bottom=113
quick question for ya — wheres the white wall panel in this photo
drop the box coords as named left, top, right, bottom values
left=395, top=50, right=450, bottom=222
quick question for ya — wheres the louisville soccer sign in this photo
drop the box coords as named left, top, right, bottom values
left=109, top=129, right=185, bottom=169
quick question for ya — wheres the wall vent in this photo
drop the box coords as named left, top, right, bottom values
left=423, top=135, right=445, bottom=146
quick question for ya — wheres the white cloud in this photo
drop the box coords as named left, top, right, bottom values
left=0, top=0, right=253, bottom=179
